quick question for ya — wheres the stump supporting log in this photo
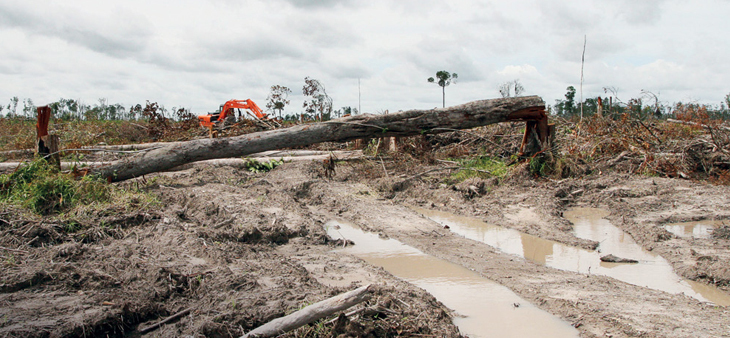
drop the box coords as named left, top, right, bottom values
left=506, top=105, right=552, bottom=155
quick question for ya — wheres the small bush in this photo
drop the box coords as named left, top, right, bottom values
left=448, top=156, right=509, bottom=183
left=0, top=158, right=115, bottom=214
left=243, top=158, right=284, bottom=173
left=0, top=159, right=76, bottom=214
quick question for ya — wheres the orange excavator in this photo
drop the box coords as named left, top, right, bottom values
left=198, top=99, right=276, bottom=128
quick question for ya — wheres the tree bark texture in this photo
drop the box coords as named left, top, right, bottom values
left=0, top=150, right=363, bottom=174
left=241, top=284, right=373, bottom=338
left=88, top=96, right=546, bottom=182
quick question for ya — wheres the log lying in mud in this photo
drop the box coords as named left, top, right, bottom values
left=0, top=141, right=183, bottom=158
left=241, top=284, right=373, bottom=338
left=0, top=150, right=363, bottom=174
left=600, top=254, right=639, bottom=264
left=85, top=96, right=546, bottom=182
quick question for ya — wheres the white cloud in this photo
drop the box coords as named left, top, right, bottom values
left=1, top=0, right=729, bottom=116
left=0, top=2, right=152, bottom=58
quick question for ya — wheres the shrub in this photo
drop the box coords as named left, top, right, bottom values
left=447, top=156, right=509, bottom=183
left=243, top=158, right=284, bottom=173
left=0, top=158, right=112, bottom=214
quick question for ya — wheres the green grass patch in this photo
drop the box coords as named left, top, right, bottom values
left=447, top=156, right=509, bottom=183
left=0, top=159, right=79, bottom=214
left=0, top=158, right=156, bottom=215
left=242, top=158, right=284, bottom=173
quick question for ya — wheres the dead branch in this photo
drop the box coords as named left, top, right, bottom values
left=666, top=118, right=730, bottom=132
left=0, top=246, right=30, bottom=254
left=0, top=150, right=363, bottom=174
left=241, top=284, right=373, bottom=338
left=138, top=307, right=192, bottom=334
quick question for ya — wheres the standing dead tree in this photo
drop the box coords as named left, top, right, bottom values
left=85, top=96, right=549, bottom=182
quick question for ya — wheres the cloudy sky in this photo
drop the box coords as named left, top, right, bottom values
left=1, top=0, right=729, bottom=116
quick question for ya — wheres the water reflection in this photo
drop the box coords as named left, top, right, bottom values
left=412, top=206, right=730, bottom=306
left=664, top=220, right=726, bottom=239
left=325, top=220, right=580, bottom=338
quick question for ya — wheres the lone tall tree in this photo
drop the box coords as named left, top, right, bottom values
left=428, top=71, right=458, bottom=108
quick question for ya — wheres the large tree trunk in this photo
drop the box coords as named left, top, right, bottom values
left=88, top=96, right=546, bottom=182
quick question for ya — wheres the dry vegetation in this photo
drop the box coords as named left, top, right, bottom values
left=1, top=104, right=730, bottom=337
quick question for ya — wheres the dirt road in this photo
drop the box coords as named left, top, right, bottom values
left=2, top=159, right=729, bottom=337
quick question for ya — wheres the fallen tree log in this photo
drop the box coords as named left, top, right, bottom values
left=0, top=150, right=362, bottom=174
left=0, top=141, right=182, bottom=158
left=241, top=284, right=373, bottom=338
left=85, top=96, right=546, bottom=182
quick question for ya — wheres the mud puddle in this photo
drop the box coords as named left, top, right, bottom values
left=664, top=220, right=727, bottom=239
left=414, top=206, right=730, bottom=306
left=325, top=220, right=580, bottom=338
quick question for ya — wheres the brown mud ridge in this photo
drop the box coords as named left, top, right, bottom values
left=2, top=160, right=730, bottom=337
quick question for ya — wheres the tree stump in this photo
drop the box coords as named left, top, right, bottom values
left=35, top=106, right=61, bottom=170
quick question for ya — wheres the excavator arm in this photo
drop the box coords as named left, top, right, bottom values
left=198, top=99, right=270, bottom=128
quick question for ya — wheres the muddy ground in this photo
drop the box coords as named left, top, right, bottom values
left=2, top=154, right=730, bottom=337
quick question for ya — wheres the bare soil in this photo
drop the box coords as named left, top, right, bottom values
left=2, top=156, right=730, bottom=337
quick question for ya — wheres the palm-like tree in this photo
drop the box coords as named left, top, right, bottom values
left=428, top=71, right=458, bottom=108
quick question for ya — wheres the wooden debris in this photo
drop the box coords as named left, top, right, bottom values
left=600, top=254, right=639, bottom=263
left=241, top=284, right=373, bottom=338
left=138, top=307, right=192, bottom=334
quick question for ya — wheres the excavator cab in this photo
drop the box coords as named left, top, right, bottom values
left=198, top=99, right=266, bottom=128
left=198, top=99, right=280, bottom=136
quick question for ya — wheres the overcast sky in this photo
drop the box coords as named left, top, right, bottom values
left=1, top=0, right=729, bottom=116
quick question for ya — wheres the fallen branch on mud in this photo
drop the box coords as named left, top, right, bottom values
left=0, top=150, right=363, bottom=174
left=0, top=246, right=29, bottom=254
left=81, top=96, right=546, bottom=182
left=241, top=284, right=373, bottom=338
left=138, top=307, right=192, bottom=334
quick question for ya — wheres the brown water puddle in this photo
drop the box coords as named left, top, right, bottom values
left=325, top=220, right=580, bottom=338
left=664, top=220, right=727, bottom=239
left=413, top=206, right=730, bottom=307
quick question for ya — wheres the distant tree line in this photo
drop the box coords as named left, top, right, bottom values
left=0, top=77, right=363, bottom=124
left=0, top=96, right=191, bottom=121
left=552, top=86, right=730, bottom=120
left=5, top=79, right=728, bottom=123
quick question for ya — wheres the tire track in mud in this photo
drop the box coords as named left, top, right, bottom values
left=1, top=163, right=468, bottom=337
left=300, top=178, right=730, bottom=338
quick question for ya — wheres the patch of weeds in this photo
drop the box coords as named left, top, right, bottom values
left=447, top=156, right=509, bottom=183
left=243, top=158, right=283, bottom=173
left=63, top=221, right=82, bottom=233
left=63, top=152, right=86, bottom=164
left=3, top=255, right=16, bottom=267
left=528, top=152, right=582, bottom=178
left=0, top=159, right=77, bottom=214
left=0, top=158, right=159, bottom=216
left=364, top=139, right=381, bottom=156
left=528, top=155, right=550, bottom=177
